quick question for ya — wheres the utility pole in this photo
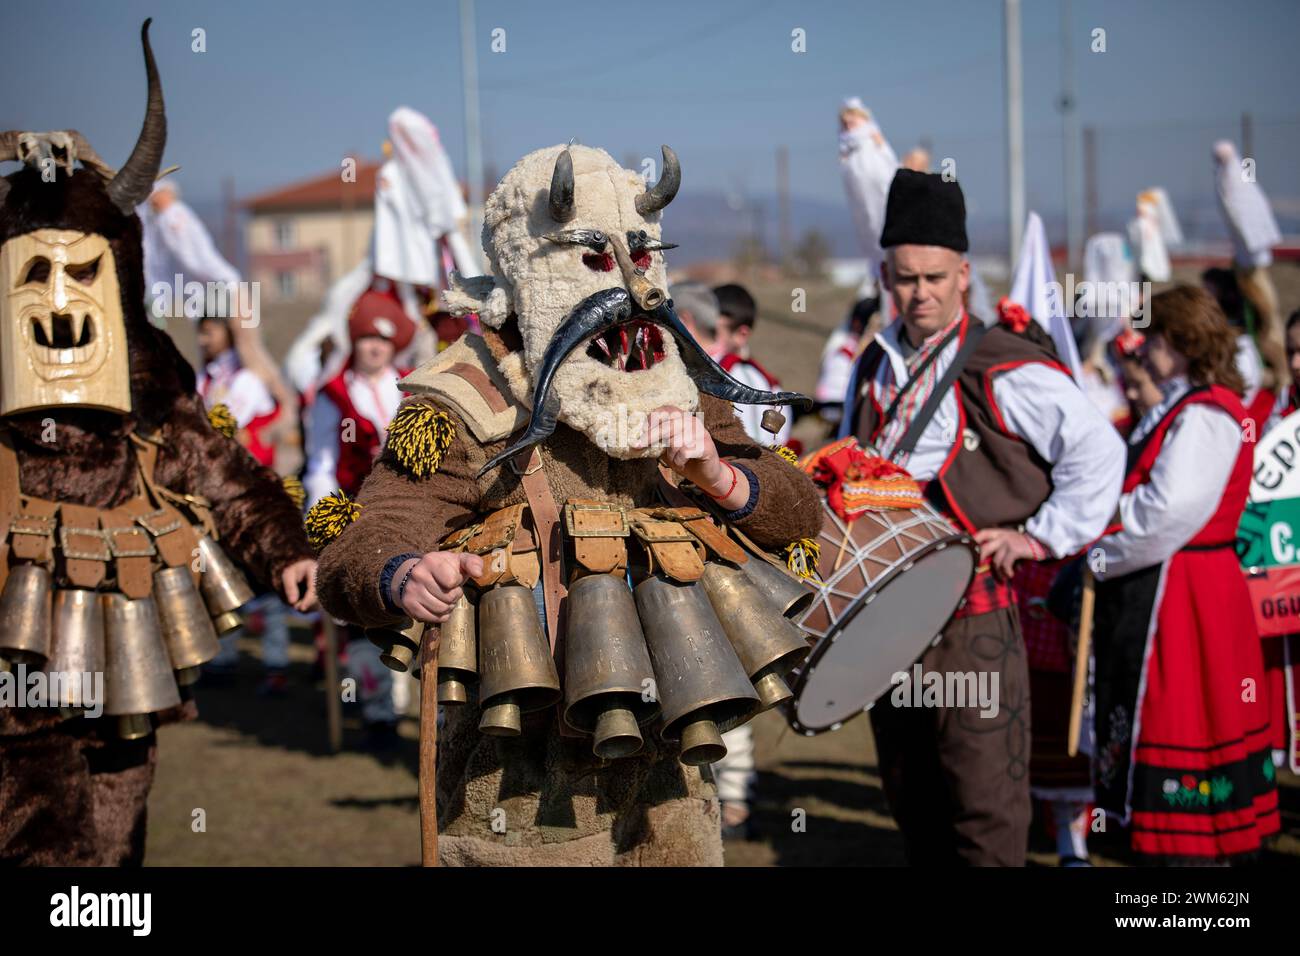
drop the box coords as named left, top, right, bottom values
left=776, top=145, right=791, bottom=269
left=1060, top=0, right=1082, bottom=270
left=1082, top=125, right=1098, bottom=240
left=1241, top=111, right=1254, bottom=160
left=1005, top=0, right=1025, bottom=266
left=460, top=0, right=485, bottom=247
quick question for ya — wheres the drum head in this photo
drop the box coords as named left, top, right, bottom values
left=791, top=541, right=974, bottom=734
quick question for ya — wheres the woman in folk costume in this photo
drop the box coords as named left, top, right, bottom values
left=304, top=287, right=414, bottom=742
left=303, top=288, right=414, bottom=508
left=0, top=21, right=315, bottom=864
left=1092, top=286, right=1280, bottom=863
left=315, top=143, right=821, bottom=865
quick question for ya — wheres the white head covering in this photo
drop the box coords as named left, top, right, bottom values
left=1083, top=232, right=1135, bottom=339
left=839, top=98, right=899, bottom=297
left=1214, top=140, right=1282, bottom=268
left=1009, top=211, right=1082, bottom=378
left=373, top=106, right=477, bottom=285
left=1128, top=189, right=1178, bottom=282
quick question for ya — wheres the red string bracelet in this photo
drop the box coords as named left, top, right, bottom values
left=705, top=462, right=740, bottom=501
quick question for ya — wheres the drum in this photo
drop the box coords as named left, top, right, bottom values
left=787, top=495, right=976, bottom=735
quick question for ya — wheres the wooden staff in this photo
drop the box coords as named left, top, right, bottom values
left=1067, top=567, right=1096, bottom=757
left=419, top=627, right=439, bottom=866
left=322, top=618, right=343, bottom=754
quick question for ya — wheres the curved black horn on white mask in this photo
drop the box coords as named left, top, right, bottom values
left=106, top=18, right=166, bottom=216
left=635, top=145, right=680, bottom=215
left=651, top=301, right=813, bottom=410
left=477, top=287, right=633, bottom=477
left=549, top=148, right=576, bottom=223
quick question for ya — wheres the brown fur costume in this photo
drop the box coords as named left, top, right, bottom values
left=0, top=71, right=312, bottom=864
left=318, top=326, right=821, bottom=866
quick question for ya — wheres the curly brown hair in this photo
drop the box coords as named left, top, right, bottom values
left=1146, top=285, right=1246, bottom=396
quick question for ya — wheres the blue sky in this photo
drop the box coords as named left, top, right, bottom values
left=3, top=0, right=1298, bottom=252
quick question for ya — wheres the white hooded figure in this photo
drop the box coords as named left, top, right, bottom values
left=1127, top=188, right=1181, bottom=283
left=839, top=97, right=899, bottom=299
left=138, top=179, right=239, bottom=321
left=283, top=107, right=480, bottom=396
left=1214, top=140, right=1282, bottom=269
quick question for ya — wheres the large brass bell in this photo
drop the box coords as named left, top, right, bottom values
left=634, top=574, right=759, bottom=766
left=701, top=561, right=810, bottom=711
left=102, top=593, right=181, bottom=739
left=563, top=573, right=660, bottom=759
left=45, top=589, right=106, bottom=708
left=367, top=618, right=425, bottom=674
left=0, top=564, right=54, bottom=665
left=738, top=550, right=815, bottom=619
left=153, top=566, right=221, bottom=686
left=196, top=536, right=255, bottom=634
left=476, top=585, right=560, bottom=736
left=436, top=593, right=477, bottom=704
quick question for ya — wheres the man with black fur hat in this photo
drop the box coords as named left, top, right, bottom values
left=844, top=169, right=1125, bottom=865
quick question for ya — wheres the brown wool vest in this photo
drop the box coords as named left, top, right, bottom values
left=851, top=317, right=1066, bottom=533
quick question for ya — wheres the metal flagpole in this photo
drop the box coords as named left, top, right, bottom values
left=1060, top=0, right=1082, bottom=271
left=460, top=0, right=485, bottom=248
left=1005, top=0, right=1025, bottom=267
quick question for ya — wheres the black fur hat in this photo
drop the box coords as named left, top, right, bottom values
left=880, top=169, right=969, bottom=253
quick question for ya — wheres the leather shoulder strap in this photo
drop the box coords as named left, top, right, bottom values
left=513, top=447, right=566, bottom=653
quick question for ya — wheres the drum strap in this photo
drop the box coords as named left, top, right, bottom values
left=895, top=322, right=989, bottom=457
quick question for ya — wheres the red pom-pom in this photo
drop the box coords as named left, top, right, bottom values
left=996, top=297, right=1032, bottom=334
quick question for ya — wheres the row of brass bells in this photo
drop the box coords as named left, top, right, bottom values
left=46, top=588, right=106, bottom=708
left=436, top=593, right=477, bottom=703
left=634, top=574, right=759, bottom=766
left=153, top=566, right=221, bottom=686
left=103, top=593, right=181, bottom=739
left=701, top=561, right=811, bottom=711
left=476, top=584, right=560, bottom=736
left=196, top=535, right=255, bottom=634
left=367, top=618, right=426, bottom=673
left=737, top=550, right=815, bottom=619
left=562, top=573, right=659, bottom=759
left=0, top=564, right=54, bottom=665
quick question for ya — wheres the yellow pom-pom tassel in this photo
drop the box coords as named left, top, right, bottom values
left=282, top=475, right=306, bottom=509
left=208, top=402, right=237, bottom=439
left=782, top=537, right=821, bottom=580
left=387, top=402, right=456, bottom=479
left=773, top=444, right=799, bottom=467
left=305, top=490, right=362, bottom=551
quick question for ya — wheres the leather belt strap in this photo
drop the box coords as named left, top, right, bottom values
left=467, top=503, right=525, bottom=588
left=628, top=510, right=705, bottom=582
left=103, top=503, right=155, bottom=598
left=646, top=505, right=748, bottom=565
left=132, top=435, right=202, bottom=574
left=61, top=503, right=108, bottom=589
left=564, top=499, right=629, bottom=576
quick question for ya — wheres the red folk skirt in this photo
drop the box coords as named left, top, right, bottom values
left=1096, top=545, right=1280, bottom=861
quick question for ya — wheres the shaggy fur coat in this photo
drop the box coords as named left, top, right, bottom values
left=318, top=328, right=822, bottom=866
left=0, top=166, right=314, bottom=864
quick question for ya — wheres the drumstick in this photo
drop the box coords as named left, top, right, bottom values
left=833, top=526, right=852, bottom=573
left=1067, top=567, right=1096, bottom=758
